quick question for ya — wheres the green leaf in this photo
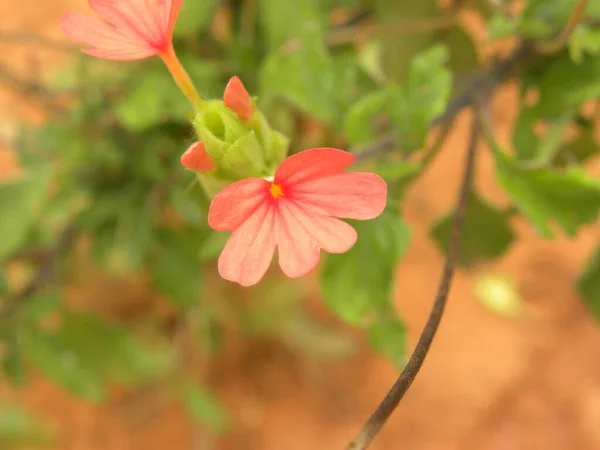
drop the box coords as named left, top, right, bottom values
left=181, top=382, right=229, bottom=432
left=431, top=192, right=515, bottom=267
left=389, top=44, right=452, bottom=152
left=579, top=245, right=600, bottom=321
left=21, top=291, right=61, bottom=319
left=513, top=107, right=540, bottom=162
left=151, top=229, right=203, bottom=307
left=0, top=170, right=50, bottom=259
left=532, top=51, right=600, bottom=119
left=23, top=313, right=168, bottom=401
left=259, top=40, right=355, bottom=126
left=0, top=405, right=52, bottom=448
left=493, top=149, right=600, bottom=238
left=342, top=88, right=390, bottom=146
left=173, top=0, right=218, bottom=37
left=569, top=25, right=600, bottom=63
left=368, top=317, right=407, bottom=367
left=198, top=231, right=229, bottom=262
left=321, top=211, right=411, bottom=325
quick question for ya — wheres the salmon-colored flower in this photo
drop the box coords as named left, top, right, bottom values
left=208, top=148, right=387, bottom=287
left=181, top=142, right=215, bottom=172
left=60, top=0, right=182, bottom=61
left=223, top=76, right=253, bottom=121
left=60, top=0, right=200, bottom=105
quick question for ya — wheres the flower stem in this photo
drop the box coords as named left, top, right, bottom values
left=160, top=45, right=201, bottom=108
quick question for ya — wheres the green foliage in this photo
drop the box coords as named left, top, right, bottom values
left=23, top=312, right=170, bottom=402
left=388, top=45, right=452, bottom=152
left=431, top=192, right=515, bottom=267
left=0, top=170, right=50, bottom=258
left=493, top=149, right=600, bottom=238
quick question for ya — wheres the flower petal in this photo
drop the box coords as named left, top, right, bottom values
left=83, top=47, right=156, bottom=60
left=280, top=199, right=357, bottom=254
left=275, top=202, right=320, bottom=278
left=289, top=172, right=387, bottom=220
left=218, top=202, right=276, bottom=287
left=89, top=0, right=167, bottom=49
left=274, top=148, right=355, bottom=186
left=208, top=178, right=271, bottom=231
left=60, top=12, right=145, bottom=50
left=167, top=0, right=184, bottom=36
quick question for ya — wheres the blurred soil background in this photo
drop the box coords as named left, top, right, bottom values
left=1, top=1, right=600, bottom=449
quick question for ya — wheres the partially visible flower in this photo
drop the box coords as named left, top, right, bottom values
left=208, top=148, right=387, bottom=287
left=180, top=142, right=215, bottom=172
left=223, top=76, right=253, bottom=121
left=60, top=0, right=200, bottom=105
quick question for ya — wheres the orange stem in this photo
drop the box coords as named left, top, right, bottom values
left=159, top=44, right=201, bottom=108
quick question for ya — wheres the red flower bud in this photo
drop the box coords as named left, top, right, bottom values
left=223, top=76, right=253, bottom=121
left=181, top=142, right=216, bottom=172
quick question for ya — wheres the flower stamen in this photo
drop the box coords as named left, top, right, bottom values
left=269, top=183, right=284, bottom=199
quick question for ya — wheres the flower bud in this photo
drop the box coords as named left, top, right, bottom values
left=223, top=76, right=253, bottom=121
left=180, top=142, right=216, bottom=172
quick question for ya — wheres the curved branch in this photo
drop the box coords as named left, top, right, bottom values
left=346, top=111, right=481, bottom=450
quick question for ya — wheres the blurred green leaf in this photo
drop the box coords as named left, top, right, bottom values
left=23, top=323, right=106, bottom=402
left=493, top=149, right=600, bottom=238
left=513, top=107, right=539, bottom=162
left=21, top=291, right=61, bottom=320
left=0, top=170, right=50, bottom=259
left=389, top=45, right=452, bottom=152
left=368, top=317, right=406, bottom=366
left=569, top=25, right=600, bottom=63
left=198, top=231, right=229, bottom=262
left=440, top=25, right=479, bottom=73
left=431, top=192, right=515, bottom=267
left=260, top=40, right=356, bottom=126
left=0, top=405, right=52, bottom=449
left=151, top=229, right=203, bottom=307
left=173, top=0, right=218, bottom=37
left=579, top=245, right=600, bottom=321
left=343, top=88, right=390, bottom=146
left=24, top=313, right=169, bottom=401
left=259, top=0, right=326, bottom=50
left=321, top=211, right=411, bottom=325
left=181, top=382, right=229, bottom=432
left=532, top=51, right=600, bottom=119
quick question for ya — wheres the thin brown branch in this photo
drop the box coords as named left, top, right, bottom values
left=346, top=110, right=481, bottom=450
left=535, top=0, right=590, bottom=54
left=354, top=41, right=535, bottom=161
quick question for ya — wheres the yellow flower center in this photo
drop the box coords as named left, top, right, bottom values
left=269, top=183, right=284, bottom=199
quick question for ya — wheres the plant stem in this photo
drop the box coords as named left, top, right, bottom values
left=346, top=111, right=481, bottom=450
left=160, top=45, right=202, bottom=108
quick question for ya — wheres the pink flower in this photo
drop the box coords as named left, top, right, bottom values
left=60, top=0, right=182, bottom=61
left=223, top=76, right=253, bottom=121
left=208, top=148, right=387, bottom=287
left=181, top=142, right=215, bottom=172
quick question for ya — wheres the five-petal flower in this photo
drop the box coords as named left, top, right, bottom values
left=208, top=148, right=387, bottom=287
